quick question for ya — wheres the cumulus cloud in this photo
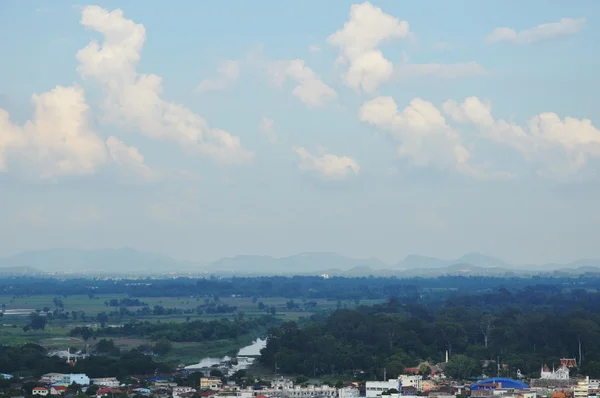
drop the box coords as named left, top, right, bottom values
left=0, top=82, right=155, bottom=181
left=294, top=146, right=360, bottom=180
left=486, top=18, right=585, bottom=44
left=259, top=117, right=277, bottom=143
left=269, top=59, right=336, bottom=107
left=0, top=85, right=108, bottom=178
left=196, top=60, right=240, bottom=92
left=443, top=96, right=600, bottom=177
left=328, top=1, right=410, bottom=93
left=77, top=6, right=252, bottom=165
left=359, top=96, right=497, bottom=179
left=106, top=136, right=155, bottom=181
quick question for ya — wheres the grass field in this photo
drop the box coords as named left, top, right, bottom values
left=0, top=294, right=382, bottom=363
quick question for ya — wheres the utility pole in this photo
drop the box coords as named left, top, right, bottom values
left=383, top=367, right=387, bottom=381
left=497, top=357, right=500, bottom=378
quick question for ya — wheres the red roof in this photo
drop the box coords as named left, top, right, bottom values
left=256, top=394, right=269, bottom=398
left=201, top=390, right=217, bottom=397
left=34, top=387, right=48, bottom=391
left=52, top=386, right=67, bottom=391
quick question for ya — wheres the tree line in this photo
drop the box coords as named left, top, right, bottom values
left=70, top=314, right=279, bottom=343
left=260, top=286, right=600, bottom=380
left=5, top=275, right=600, bottom=300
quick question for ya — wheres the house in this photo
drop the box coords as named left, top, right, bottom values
left=0, top=373, right=13, bottom=380
left=172, top=386, right=196, bottom=398
left=92, top=378, right=120, bottom=388
left=33, top=387, right=49, bottom=396
left=96, top=388, right=121, bottom=398
left=50, top=386, right=68, bottom=395
left=200, top=377, right=222, bottom=390
left=41, top=374, right=65, bottom=385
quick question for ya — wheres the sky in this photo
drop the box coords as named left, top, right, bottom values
left=1, top=0, right=599, bottom=265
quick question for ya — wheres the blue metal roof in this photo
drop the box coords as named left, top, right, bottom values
left=471, top=378, right=529, bottom=390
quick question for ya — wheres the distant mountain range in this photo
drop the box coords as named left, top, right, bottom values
left=0, top=248, right=197, bottom=275
left=1, top=248, right=600, bottom=277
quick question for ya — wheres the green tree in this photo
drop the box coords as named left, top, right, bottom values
left=153, top=338, right=172, bottom=356
left=444, top=355, right=480, bottom=380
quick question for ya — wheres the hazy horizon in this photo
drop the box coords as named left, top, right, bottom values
left=2, top=1, right=599, bottom=266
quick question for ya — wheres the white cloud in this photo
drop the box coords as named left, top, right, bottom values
left=106, top=136, right=155, bottom=181
left=259, top=117, right=277, bottom=143
left=359, top=96, right=497, bottom=178
left=269, top=59, right=336, bottom=107
left=77, top=6, right=253, bottom=165
left=443, top=96, right=600, bottom=177
left=196, top=60, right=240, bottom=92
left=0, top=85, right=108, bottom=178
left=328, top=1, right=410, bottom=93
left=294, top=146, right=360, bottom=180
left=486, top=18, right=585, bottom=44
left=0, top=85, right=158, bottom=181
left=394, top=61, right=486, bottom=79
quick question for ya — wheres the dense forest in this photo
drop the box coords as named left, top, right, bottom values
left=3, top=275, right=600, bottom=300
left=260, top=286, right=600, bottom=380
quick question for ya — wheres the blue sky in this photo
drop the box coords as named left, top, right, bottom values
left=1, top=0, right=599, bottom=265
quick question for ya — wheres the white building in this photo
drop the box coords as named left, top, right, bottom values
left=285, top=385, right=337, bottom=398
left=58, top=374, right=90, bottom=386
left=366, top=380, right=402, bottom=398
left=173, top=387, right=196, bottom=398
left=338, top=386, right=360, bottom=398
left=271, top=378, right=294, bottom=389
left=399, top=375, right=423, bottom=392
left=574, top=377, right=589, bottom=398
left=93, top=378, right=120, bottom=388
left=33, top=387, right=49, bottom=396
left=540, top=364, right=570, bottom=380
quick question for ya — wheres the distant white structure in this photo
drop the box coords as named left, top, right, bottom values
left=574, top=377, right=589, bottom=398
left=173, top=386, right=196, bottom=398
left=366, top=380, right=402, bottom=398
left=92, top=377, right=120, bottom=388
left=338, top=386, right=360, bottom=398
left=55, top=374, right=90, bottom=386
left=321, top=274, right=330, bottom=279
left=271, top=378, right=294, bottom=389
left=399, top=375, right=423, bottom=392
left=540, top=364, right=570, bottom=380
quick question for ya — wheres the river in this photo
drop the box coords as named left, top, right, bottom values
left=184, top=338, right=266, bottom=371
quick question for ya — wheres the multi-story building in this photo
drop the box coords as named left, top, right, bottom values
left=399, top=375, right=423, bottom=392
left=57, top=374, right=90, bottom=386
left=200, top=377, right=223, bottom=390
left=574, top=377, right=589, bottom=398
left=365, top=380, right=402, bottom=398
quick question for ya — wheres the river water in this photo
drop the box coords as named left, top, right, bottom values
left=184, top=338, right=266, bottom=370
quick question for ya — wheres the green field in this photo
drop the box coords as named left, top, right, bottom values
left=0, top=294, right=381, bottom=364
